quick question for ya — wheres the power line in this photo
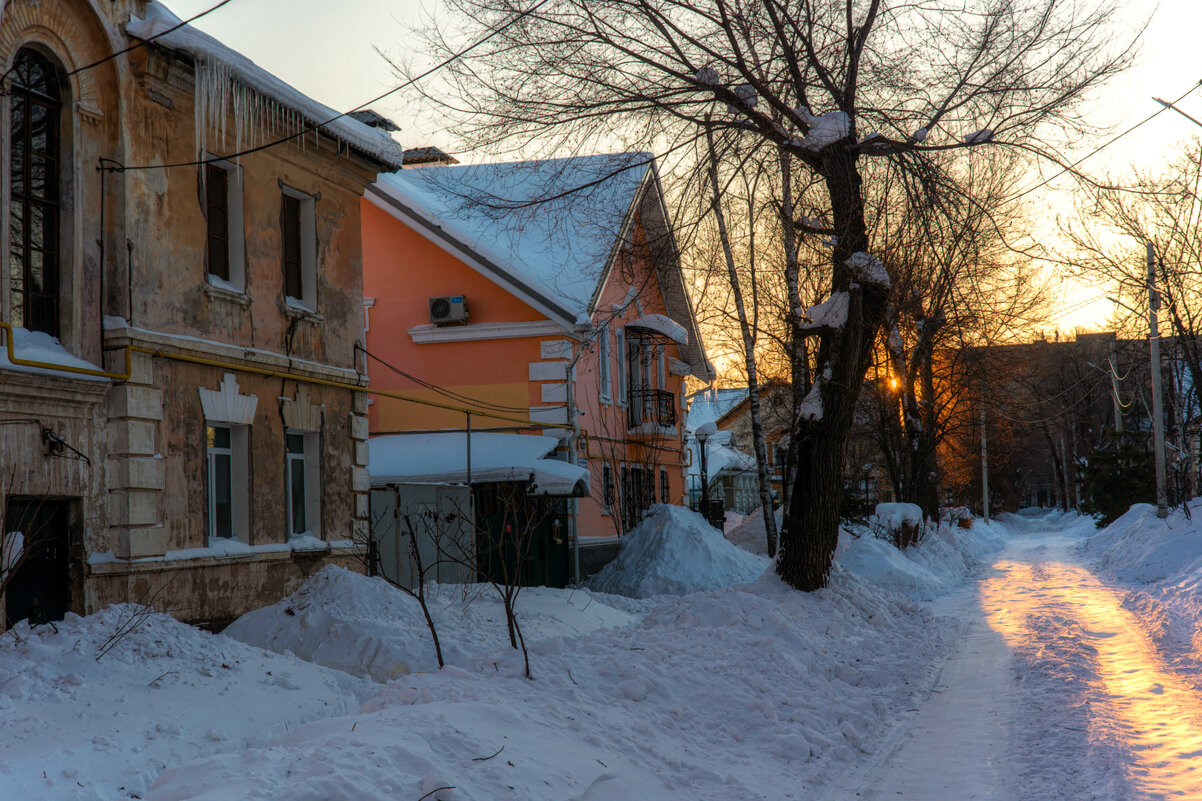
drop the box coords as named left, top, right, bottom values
left=1004, top=80, right=1202, bottom=204
left=0, top=0, right=238, bottom=90
left=358, top=345, right=565, bottom=415
left=69, top=0, right=239, bottom=78
left=108, top=0, right=553, bottom=173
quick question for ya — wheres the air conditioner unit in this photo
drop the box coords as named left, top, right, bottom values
left=429, top=295, right=468, bottom=325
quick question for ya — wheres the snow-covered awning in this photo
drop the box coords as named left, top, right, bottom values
left=368, top=433, right=589, bottom=497
left=626, top=313, right=688, bottom=345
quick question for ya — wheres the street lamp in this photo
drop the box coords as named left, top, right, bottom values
left=695, top=421, right=717, bottom=527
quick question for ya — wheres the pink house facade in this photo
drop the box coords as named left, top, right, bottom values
left=362, top=154, right=710, bottom=576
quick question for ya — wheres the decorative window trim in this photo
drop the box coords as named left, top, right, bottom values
left=615, top=328, right=627, bottom=406
left=407, top=320, right=565, bottom=344
left=199, top=372, right=258, bottom=425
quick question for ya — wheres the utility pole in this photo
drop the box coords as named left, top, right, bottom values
left=980, top=394, right=990, bottom=522
left=1148, top=241, right=1169, bottom=518
left=1109, top=340, right=1123, bottom=435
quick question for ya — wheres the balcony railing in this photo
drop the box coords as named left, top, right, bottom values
left=627, top=388, right=677, bottom=430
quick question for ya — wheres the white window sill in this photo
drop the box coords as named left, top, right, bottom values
left=204, top=278, right=251, bottom=307
left=282, top=298, right=323, bottom=323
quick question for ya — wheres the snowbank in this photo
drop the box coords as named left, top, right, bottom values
left=1079, top=499, right=1202, bottom=675
left=0, top=605, right=368, bottom=800
left=725, top=505, right=782, bottom=556
left=837, top=518, right=1007, bottom=600
left=1083, top=502, right=1202, bottom=584
left=225, top=565, right=638, bottom=679
left=588, top=504, right=769, bottom=597
left=148, top=560, right=964, bottom=801
left=2, top=516, right=1011, bottom=800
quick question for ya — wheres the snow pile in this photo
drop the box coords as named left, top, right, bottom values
left=589, top=504, right=769, bottom=597
left=0, top=605, right=368, bottom=800
left=1080, top=500, right=1202, bottom=675
left=837, top=518, right=1007, bottom=600
left=147, top=564, right=963, bottom=801
left=225, top=565, right=638, bottom=678
left=726, top=505, right=783, bottom=556
left=872, top=502, right=924, bottom=530
left=1083, top=502, right=1202, bottom=584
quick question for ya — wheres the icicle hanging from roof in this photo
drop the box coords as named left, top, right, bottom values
left=193, top=58, right=311, bottom=162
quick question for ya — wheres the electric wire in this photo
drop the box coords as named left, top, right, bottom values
left=358, top=345, right=567, bottom=414
left=67, top=0, right=239, bottom=78
left=1003, top=80, right=1202, bottom=204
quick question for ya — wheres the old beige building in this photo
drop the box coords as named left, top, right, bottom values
left=0, top=0, right=404, bottom=626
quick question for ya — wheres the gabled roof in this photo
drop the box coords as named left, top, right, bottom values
left=127, top=2, right=405, bottom=169
left=367, top=153, right=710, bottom=375
left=369, top=154, right=645, bottom=324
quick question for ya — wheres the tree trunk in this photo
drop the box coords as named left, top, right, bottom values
left=778, top=143, right=890, bottom=590
left=779, top=147, right=806, bottom=516
left=706, top=130, right=778, bottom=556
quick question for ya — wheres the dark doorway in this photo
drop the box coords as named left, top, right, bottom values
left=4, top=498, right=72, bottom=627
left=474, top=483, right=569, bottom=589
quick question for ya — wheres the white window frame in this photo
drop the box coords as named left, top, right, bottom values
left=615, top=328, right=627, bottom=406
left=598, top=324, right=611, bottom=403
left=281, top=184, right=318, bottom=310
left=656, top=344, right=666, bottom=390
left=205, top=156, right=246, bottom=291
left=206, top=422, right=250, bottom=542
left=285, top=428, right=322, bottom=537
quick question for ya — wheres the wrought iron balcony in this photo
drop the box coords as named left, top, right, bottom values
left=627, top=388, right=677, bottom=430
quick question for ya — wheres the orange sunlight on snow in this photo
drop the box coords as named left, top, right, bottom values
left=982, top=560, right=1202, bottom=797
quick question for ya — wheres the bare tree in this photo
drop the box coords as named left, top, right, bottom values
left=414, top=0, right=1135, bottom=589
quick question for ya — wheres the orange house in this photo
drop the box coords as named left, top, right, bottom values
left=361, top=154, right=711, bottom=576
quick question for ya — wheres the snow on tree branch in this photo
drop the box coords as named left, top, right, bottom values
left=801, top=291, right=850, bottom=332
left=845, top=252, right=890, bottom=288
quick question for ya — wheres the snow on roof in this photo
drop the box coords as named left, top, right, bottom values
left=686, top=387, right=749, bottom=430
left=0, top=327, right=109, bottom=382
left=370, top=154, right=651, bottom=323
left=127, top=3, right=405, bottom=169
left=368, top=432, right=589, bottom=496
left=626, top=313, right=688, bottom=345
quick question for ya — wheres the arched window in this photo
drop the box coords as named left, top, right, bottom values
left=8, top=48, right=62, bottom=336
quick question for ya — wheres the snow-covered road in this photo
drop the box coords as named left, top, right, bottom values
left=827, top=513, right=1202, bottom=801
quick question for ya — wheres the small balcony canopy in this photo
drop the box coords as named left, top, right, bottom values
left=625, top=313, right=688, bottom=345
